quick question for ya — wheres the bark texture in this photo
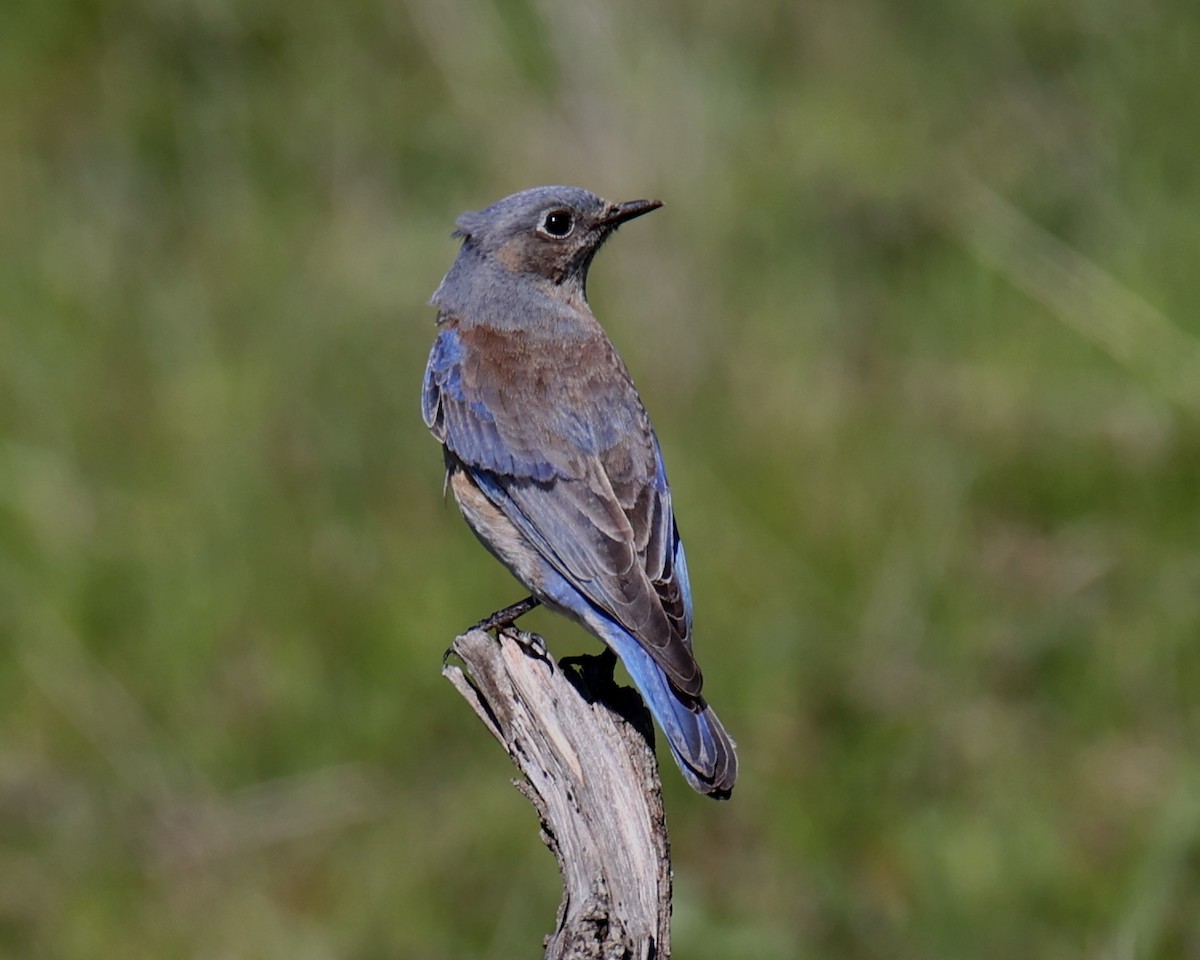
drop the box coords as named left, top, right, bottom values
left=443, top=628, right=672, bottom=959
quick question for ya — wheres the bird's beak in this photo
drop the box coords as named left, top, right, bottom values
left=600, top=198, right=663, bottom=227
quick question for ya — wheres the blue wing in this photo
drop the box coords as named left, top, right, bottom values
left=423, top=326, right=557, bottom=482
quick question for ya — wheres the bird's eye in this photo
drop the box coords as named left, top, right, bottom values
left=540, top=210, right=574, bottom=238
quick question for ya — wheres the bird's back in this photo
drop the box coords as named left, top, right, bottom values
left=425, top=308, right=703, bottom=698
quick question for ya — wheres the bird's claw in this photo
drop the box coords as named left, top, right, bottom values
left=501, top=626, right=552, bottom=665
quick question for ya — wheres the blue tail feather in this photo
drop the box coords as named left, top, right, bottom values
left=591, top=616, right=738, bottom=797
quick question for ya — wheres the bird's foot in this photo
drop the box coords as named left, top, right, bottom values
left=500, top=626, right=551, bottom=665
left=444, top=598, right=547, bottom=665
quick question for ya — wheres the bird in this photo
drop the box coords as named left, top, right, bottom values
left=421, top=185, right=737, bottom=798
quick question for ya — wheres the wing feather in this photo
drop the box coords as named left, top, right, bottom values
left=424, top=320, right=703, bottom=696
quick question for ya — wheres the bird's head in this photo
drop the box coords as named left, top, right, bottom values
left=452, top=186, right=662, bottom=293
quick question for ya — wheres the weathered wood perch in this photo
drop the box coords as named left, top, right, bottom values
left=443, top=627, right=672, bottom=960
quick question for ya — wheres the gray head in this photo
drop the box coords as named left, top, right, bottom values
left=453, top=185, right=662, bottom=292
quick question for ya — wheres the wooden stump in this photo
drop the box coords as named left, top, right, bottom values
left=443, top=627, right=672, bottom=959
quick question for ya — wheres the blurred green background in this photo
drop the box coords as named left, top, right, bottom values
left=3, top=0, right=1200, bottom=957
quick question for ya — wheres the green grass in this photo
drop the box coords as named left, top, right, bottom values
left=3, top=1, right=1199, bottom=956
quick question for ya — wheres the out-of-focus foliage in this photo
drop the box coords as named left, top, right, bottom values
left=2, top=1, right=1199, bottom=957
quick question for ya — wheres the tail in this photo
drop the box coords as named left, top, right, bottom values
left=597, top=620, right=738, bottom=798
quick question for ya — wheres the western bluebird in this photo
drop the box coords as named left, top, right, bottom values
left=422, top=186, right=737, bottom=797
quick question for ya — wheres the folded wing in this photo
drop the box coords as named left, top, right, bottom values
left=423, top=321, right=703, bottom=698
